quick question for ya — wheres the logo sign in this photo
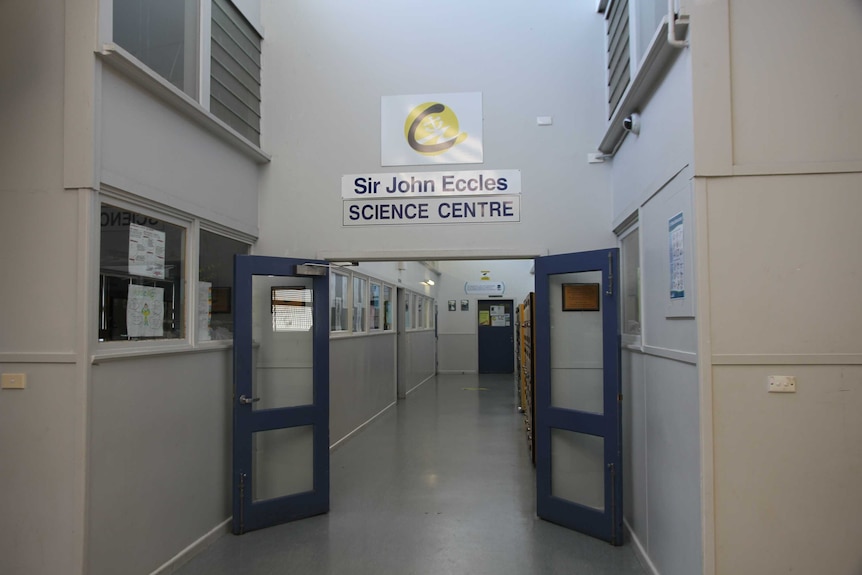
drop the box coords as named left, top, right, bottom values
left=342, top=170, right=521, bottom=199
left=381, top=93, right=483, bottom=166
left=465, top=281, right=505, bottom=296
left=344, top=196, right=520, bottom=226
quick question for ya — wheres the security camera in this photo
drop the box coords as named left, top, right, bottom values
left=622, top=113, right=641, bottom=135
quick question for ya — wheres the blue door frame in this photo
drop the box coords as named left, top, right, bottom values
left=534, top=248, right=623, bottom=545
left=232, top=255, right=330, bottom=534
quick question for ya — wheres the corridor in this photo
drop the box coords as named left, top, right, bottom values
left=175, top=374, right=646, bottom=575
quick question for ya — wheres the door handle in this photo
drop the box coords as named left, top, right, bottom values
left=239, top=395, right=260, bottom=405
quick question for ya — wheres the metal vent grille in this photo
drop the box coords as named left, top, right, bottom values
left=210, top=0, right=262, bottom=145
left=606, top=0, right=630, bottom=119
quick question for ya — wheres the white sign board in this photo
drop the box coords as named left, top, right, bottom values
left=381, top=92, right=483, bottom=166
left=465, top=281, right=505, bottom=296
left=344, top=196, right=519, bottom=226
left=342, top=170, right=520, bottom=199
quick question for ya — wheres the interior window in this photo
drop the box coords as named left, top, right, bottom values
left=352, top=276, right=367, bottom=332
left=198, top=230, right=249, bottom=341
left=99, top=204, right=186, bottom=341
left=330, top=272, right=348, bottom=332
left=113, top=0, right=199, bottom=96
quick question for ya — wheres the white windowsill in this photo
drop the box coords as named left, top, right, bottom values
left=97, top=43, right=271, bottom=164
left=91, top=339, right=234, bottom=364
left=598, top=15, right=690, bottom=155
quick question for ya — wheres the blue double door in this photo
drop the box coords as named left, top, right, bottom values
left=232, top=250, right=622, bottom=544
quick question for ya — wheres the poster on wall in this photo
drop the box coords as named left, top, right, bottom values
left=128, top=223, right=166, bottom=279
left=381, top=92, right=483, bottom=166
left=127, top=284, right=164, bottom=337
left=669, top=212, right=685, bottom=299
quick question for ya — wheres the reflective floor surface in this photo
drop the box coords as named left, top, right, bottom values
left=174, top=374, right=646, bottom=575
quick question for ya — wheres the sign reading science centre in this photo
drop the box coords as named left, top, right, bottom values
left=342, top=169, right=522, bottom=226
left=381, top=92, right=483, bottom=166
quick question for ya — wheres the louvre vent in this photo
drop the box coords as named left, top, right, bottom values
left=210, top=0, right=262, bottom=145
left=606, top=0, right=630, bottom=119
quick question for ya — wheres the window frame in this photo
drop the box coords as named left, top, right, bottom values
left=352, top=275, right=367, bottom=334
left=94, top=190, right=257, bottom=359
left=99, top=0, right=267, bottom=157
left=328, top=269, right=396, bottom=338
left=369, top=281, right=382, bottom=331
left=197, top=224, right=252, bottom=343
left=382, top=285, right=394, bottom=332
left=96, top=194, right=193, bottom=353
left=329, top=270, right=350, bottom=335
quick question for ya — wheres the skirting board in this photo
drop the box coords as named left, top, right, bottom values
left=436, top=370, right=478, bottom=375
left=625, top=519, right=660, bottom=575
left=150, top=518, right=231, bottom=575
left=330, top=401, right=397, bottom=452
left=406, top=373, right=436, bottom=395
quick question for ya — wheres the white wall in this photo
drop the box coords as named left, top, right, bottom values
left=687, top=1, right=862, bottom=573
left=0, top=3, right=87, bottom=575
left=100, top=69, right=260, bottom=236
left=706, top=174, right=862, bottom=575
left=436, top=260, right=535, bottom=373
left=607, top=23, right=701, bottom=573
left=87, top=352, right=232, bottom=575
left=255, top=0, right=615, bottom=261
left=728, top=0, right=862, bottom=169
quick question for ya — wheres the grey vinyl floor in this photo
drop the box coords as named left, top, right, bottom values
left=174, top=374, right=646, bottom=575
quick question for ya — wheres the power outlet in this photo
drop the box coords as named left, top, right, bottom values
left=768, top=375, right=796, bottom=393
left=1, top=373, right=27, bottom=389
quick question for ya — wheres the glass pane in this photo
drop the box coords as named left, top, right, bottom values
left=253, top=425, right=314, bottom=501
left=99, top=204, right=185, bottom=341
left=330, top=272, right=348, bottom=332
left=637, top=0, right=667, bottom=63
left=551, top=429, right=605, bottom=511
left=113, top=0, right=199, bottom=96
left=549, top=271, right=604, bottom=414
left=352, top=276, right=366, bottom=332
left=383, top=285, right=393, bottom=330
left=417, top=297, right=425, bottom=328
left=253, top=276, right=314, bottom=409
left=621, top=228, right=641, bottom=335
left=404, top=293, right=411, bottom=329
left=370, top=283, right=381, bottom=330
left=198, top=230, right=249, bottom=341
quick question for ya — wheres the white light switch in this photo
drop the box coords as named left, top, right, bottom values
left=537, top=116, right=553, bottom=126
left=1, top=373, right=27, bottom=389
left=768, top=375, right=796, bottom=393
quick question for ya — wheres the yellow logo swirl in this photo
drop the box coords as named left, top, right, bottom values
left=404, top=102, right=468, bottom=156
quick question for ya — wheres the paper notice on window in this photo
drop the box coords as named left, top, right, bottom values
left=127, top=284, right=164, bottom=337
left=198, top=281, right=212, bottom=341
left=129, top=223, right=166, bottom=279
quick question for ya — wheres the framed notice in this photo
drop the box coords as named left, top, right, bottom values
left=211, top=287, right=231, bottom=313
left=562, top=283, right=600, bottom=312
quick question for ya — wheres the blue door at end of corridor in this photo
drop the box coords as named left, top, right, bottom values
left=232, top=255, right=330, bottom=534
left=477, top=299, right=515, bottom=374
left=534, top=248, right=623, bottom=545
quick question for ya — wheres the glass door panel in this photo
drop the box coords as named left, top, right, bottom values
left=233, top=255, right=329, bottom=535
